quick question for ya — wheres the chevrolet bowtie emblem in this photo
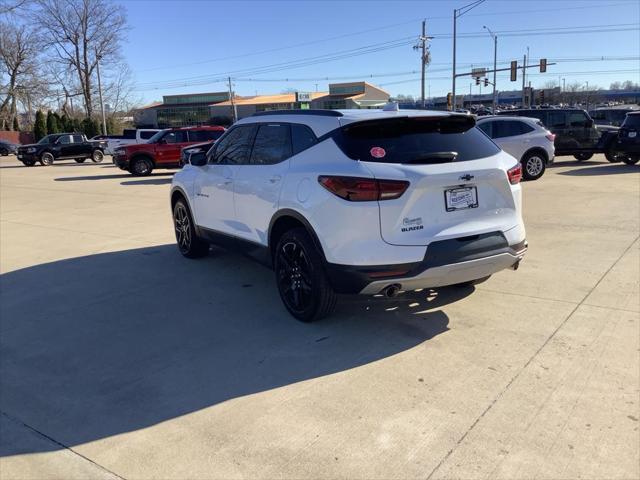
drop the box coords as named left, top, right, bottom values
left=459, top=174, right=474, bottom=181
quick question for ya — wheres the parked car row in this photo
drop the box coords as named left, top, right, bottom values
left=16, top=133, right=107, bottom=166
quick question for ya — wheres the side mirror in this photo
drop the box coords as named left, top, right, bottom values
left=585, top=119, right=594, bottom=128
left=189, top=151, right=207, bottom=167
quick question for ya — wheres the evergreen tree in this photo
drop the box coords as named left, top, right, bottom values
left=53, top=112, right=63, bottom=131
left=13, top=116, right=20, bottom=131
left=34, top=111, right=47, bottom=141
left=81, top=117, right=100, bottom=138
left=46, top=111, right=59, bottom=134
left=61, top=114, right=71, bottom=132
left=72, top=117, right=82, bottom=132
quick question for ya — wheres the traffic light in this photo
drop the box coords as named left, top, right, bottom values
left=540, top=58, right=547, bottom=73
left=540, top=90, right=545, bottom=104
left=446, top=92, right=453, bottom=110
left=510, top=61, right=517, bottom=81
left=484, top=78, right=489, bottom=87
left=475, top=77, right=480, bottom=86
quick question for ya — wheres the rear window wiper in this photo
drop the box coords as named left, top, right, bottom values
left=402, top=151, right=458, bottom=164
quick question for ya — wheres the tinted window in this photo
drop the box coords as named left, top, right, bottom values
left=211, top=125, right=256, bottom=165
left=336, top=116, right=500, bottom=164
left=493, top=121, right=526, bottom=138
left=188, top=130, right=224, bottom=142
left=163, top=131, right=188, bottom=143
left=140, top=131, right=156, bottom=140
left=568, top=112, right=588, bottom=127
left=250, top=124, right=292, bottom=165
left=291, top=124, right=317, bottom=154
left=622, top=114, right=640, bottom=129
left=589, top=110, right=606, bottom=121
left=122, top=129, right=136, bottom=139
left=477, top=121, right=493, bottom=137
left=610, top=110, right=630, bottom=125
left=547, top=112, right=566, bottom=128
left=72, top=134, right=84, bottom=143
left=58, top=135, right=71, bottom=144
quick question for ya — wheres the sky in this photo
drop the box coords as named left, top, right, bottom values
left=119, top=0, right=640, bottom=104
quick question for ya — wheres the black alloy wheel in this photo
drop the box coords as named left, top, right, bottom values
left=131, top=157, right=152, bottom=176
left=275, top=228, right=337, bottom=322
left=40, top=152, right=54, bottom=166
left=91, top=150, right=104, bottom=163
left=173, top=200, right=209, bottom=258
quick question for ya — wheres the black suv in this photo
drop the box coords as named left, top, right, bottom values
left=613, top=111, right=640, bottom=165
left=498, top=108, right=618, bottom=161
left=17, top=133, right=107, bottom=166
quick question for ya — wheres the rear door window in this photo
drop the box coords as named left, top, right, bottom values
left=122, top=129, right=136, bottom=140
left=335, top=116, right=500, bottom=164
left=493, top=121, right=527, bottom=138
left=622, top=114, right=640, bottom=129
left=250, top=124, right=292, bottom=165
left=58, top=135, right=72, bottom=144
left=547, top=112, right=566, bottom=129
left=72, top=134, right=84, bottom=143
left=188, top=130, right=225, bottom=142
left=139, top=131, right=157, bottom=140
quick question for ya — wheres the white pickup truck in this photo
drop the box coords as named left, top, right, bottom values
left=104, top=129, right=160, bottom=155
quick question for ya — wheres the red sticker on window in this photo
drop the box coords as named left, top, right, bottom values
left=370, top=147, right=386, bottom=158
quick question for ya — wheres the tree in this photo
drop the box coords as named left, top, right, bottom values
left=610, top=81, right=622, bottom=90
left=0, top=22, right=39, bottom=130
left=33, top=109, right=45, bottom=140
left=60, top=113, right=72, bottom=131
left=46, top=110, right=59, bottom=133
left=35, top=0, right=127, bottom=118
left=12, top=115, right=19, bottom=131
left=80, top=117, right=99, bottom=138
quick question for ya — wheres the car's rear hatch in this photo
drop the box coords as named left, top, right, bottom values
left=335, top=115, right=520, bottom=246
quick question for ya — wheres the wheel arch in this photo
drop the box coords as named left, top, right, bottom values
left=268, top=209, right=326, bottom=263
left=521, top=146, right=548, bottom=163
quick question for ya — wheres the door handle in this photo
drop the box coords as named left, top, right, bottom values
left=269, top=175, right=282, bottom=184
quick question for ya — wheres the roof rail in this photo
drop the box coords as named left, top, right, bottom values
left=251, top=109, right=343, bottom=117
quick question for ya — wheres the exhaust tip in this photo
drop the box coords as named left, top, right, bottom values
left=382, top=284, right=402, bottom=298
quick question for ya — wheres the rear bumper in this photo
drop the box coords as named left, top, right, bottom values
left=326, top=232, right=527, bottom=294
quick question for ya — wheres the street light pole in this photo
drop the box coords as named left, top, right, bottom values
left=95, top=50, right=107, bottom=135
left=452, top=0, right=486, bottom=111
left=483, top=26, right=497, bottom=113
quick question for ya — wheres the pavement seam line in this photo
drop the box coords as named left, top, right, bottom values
left=0, top=411, right=127, bottom=480
left=424, top=234, right=640, bottom=480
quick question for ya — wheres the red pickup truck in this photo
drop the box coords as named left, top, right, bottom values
left=113, top=126, right=225, bottom=176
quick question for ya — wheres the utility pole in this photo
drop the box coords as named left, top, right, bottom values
left=414, top=20, right=432, bottom=108
left=228, top=77, right=237, bottom=123
left=452, top=0, right=486, bottom=111
left=521, top=53, right=527, bottom=107
left=95, top=50, right=107, bottom=135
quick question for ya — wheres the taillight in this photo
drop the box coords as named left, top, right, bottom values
left=318, top=176, right=409, bottom=201
left=545, top=133, right=556, bottom=142
left=507, top=164, right=522, bottom=185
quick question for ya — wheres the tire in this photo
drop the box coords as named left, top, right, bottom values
left=573, top=153, right=593, bottom=161
left=621, top=155, right=640, bottom=165
left=173, top=199, right=209, bottom=258
left=40, top=152, right=54, bottom=166
left=454, top=275, right=492, bottom=288
left=75, top=158, right=86, bottom=163
left=91, top=150, right=104, bottom=163
left=274, top=227, right=337, bottom=322
left=0, top=148, right=8, bottom=156
left=521, top=151, right=546, bottom=181
left=21, top=160, right=36, bottom=167
left=604, top=144, right=623, bottom=163
left=130, top=157, right=153, bottom=176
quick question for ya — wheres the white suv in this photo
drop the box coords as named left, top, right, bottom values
left=476, top=116, right=555, bottom=181
left=170, top=109, right=527, bottom=321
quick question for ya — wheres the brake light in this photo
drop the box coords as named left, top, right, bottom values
left=318, top=176, right=409, bottom=201
left=545, top=133, right=556, bottom=142
left=507, top=164, right=522, bottom=185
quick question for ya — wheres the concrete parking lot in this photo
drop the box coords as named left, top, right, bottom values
left=0, top=155, right=638, bottom=480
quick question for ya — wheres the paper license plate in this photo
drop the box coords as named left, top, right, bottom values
left=445, top=186, right=478, bottom=212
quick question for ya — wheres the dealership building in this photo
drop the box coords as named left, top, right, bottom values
left=134, top=82, right=391, bottom=128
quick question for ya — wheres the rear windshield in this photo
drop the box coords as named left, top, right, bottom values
left=622, top=114, right=640, bottom=129
left=334, top=116, right=500, bottom=164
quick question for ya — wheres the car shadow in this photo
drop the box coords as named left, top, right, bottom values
left=54, top=172, right=174, bottom=182
left=0, top=244, right=468, bottom=457
left=548, top=159, right=610, bottom=168
left=558, top=164, right=639, bottom=176
left=121, top=177, right=174, bottom=186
